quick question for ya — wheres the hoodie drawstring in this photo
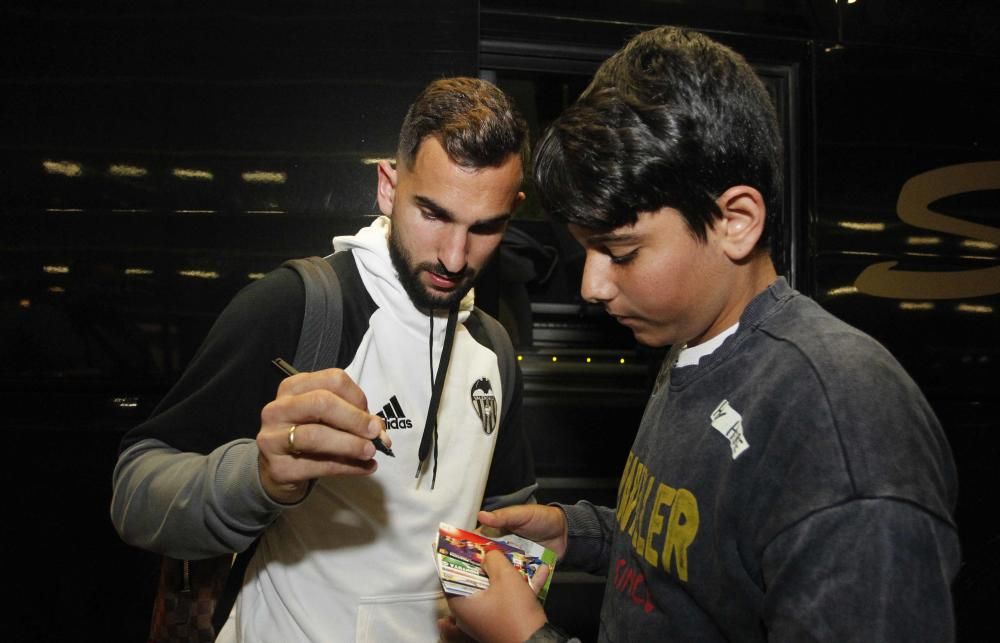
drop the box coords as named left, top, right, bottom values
left=415, top=304, right=459, bottom=489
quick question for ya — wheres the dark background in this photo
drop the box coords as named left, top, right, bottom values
left=2, top=1, right=997, bottom=640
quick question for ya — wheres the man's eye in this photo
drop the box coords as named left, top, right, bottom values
left=470, top=220, right=507, bottom=235
left=609, top=249, right=638, bottom=265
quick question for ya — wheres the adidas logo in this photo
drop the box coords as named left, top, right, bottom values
left=376, top=395, right=413, bottom=430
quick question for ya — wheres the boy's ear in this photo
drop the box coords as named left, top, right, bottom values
left=376, top=159, right=398, bottom=216
left=714, top=185, right=766, bottom=261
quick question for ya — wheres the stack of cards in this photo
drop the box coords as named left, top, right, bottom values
left=435, top=523, right=557, bottom=602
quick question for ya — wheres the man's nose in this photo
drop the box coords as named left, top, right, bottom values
left=439, top=226, right=469, bottom=274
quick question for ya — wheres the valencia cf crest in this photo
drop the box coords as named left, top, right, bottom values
left=470, top=377, right=498, bottom=435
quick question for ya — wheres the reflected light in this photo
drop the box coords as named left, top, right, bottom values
left=48, top=286, right=66, bottom=293
left=172, top=168, right=214, bottom=180
left=906, top=236, right=941, bottom=246
left=838, top=221, right=885, bottom=232
left=45, top=208, right=84, bottom=213
left=174, top=209, right=216, bottom=214
left=248, top=272, right=266, bottom=280
left=361, top=157, right=388, bottom=165
left=242, top=171, right=286, bottom=184
left=178, top=269, right=220, bottom=279
left=956, top=303, right=993, bottom=314
left=125, top=268, right=154, bottom=276
left=19, top=299, right=31, bottom=308
left=899, top=302, right=935, bottom=311
left=43, top=160, right=82, bottom=177
left=110, top=164, right=148, bottom=178
left=43, top=264, right=69, bottom=274
left=962, top=240, right=998, bottom=251
left=827, top=286, right=859, bottom=296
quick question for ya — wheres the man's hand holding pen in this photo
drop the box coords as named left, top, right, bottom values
left=257, top=359, right=393, bottom=504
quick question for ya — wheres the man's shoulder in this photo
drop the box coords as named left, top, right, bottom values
left=464, top=307, right=514, bottom=355
left=218, top=263, right=306, bottom=330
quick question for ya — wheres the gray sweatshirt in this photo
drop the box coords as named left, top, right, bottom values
left=560, top=278, right=959, bottom=642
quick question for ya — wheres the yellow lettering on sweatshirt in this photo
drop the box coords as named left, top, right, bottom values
left=615, top=450, right=700, bottom=583
left=662, top=488, right=699, bottom=581
left=643, top=483, right=676, bottom=567
left=622, top=461, right=647, bottom=534
left=631, top=475, right=656, bottom=553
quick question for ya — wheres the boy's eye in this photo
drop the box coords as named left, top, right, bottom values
left=609, top=249, right=638, bottom=265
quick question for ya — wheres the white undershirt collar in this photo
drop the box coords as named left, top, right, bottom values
left=674, top=322, right=740, bottom=368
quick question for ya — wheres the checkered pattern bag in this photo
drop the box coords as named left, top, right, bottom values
left=148, top=556, right=233, bottom=643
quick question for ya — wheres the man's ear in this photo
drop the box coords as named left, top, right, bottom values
left=376, top=159, right=398, bottom=216
left=512, top=191, right=526, bottom=212
left=714, top=185, right=766, bottom=262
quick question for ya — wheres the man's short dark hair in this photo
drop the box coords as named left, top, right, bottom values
left=397, top=77, right=529, bottom=172
left=533, top=26, right=783, bottom=248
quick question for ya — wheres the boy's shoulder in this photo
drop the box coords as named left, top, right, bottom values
left=750, top=280, right=893, bottom=371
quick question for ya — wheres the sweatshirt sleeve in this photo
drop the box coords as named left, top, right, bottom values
left=110, top=266, right=306, bottom=556
left=111, top=437, right=295, bottom=558
left=559, top=500, right=619, bottom=574
left=117, top=267, right=305, bottom=454
left=760, top=498, right=961, bottom=641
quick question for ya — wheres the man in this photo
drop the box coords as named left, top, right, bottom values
left=112, top=77, right=537, bottom=641
left=445, top=26, right=960, bottom=642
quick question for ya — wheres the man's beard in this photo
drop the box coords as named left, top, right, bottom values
left=388, top=228, right=476, bottom=311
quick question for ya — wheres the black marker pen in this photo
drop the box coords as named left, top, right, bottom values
left=271, top=357, right=395, bottom=457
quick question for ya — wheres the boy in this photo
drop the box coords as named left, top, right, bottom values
left=446, top=26, right=959, bottom=642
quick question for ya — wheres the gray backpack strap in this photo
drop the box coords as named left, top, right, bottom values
left=283, top=255, right=343, bottom=371
left=471, top=308, right=516, bottom=421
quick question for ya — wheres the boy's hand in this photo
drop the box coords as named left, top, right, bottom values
left=477, top=505, right=569, bottom=560
left=442, top=550, right=550, bottom=643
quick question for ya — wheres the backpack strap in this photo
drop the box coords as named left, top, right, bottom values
left=285, top=255, right=343, bottom=371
